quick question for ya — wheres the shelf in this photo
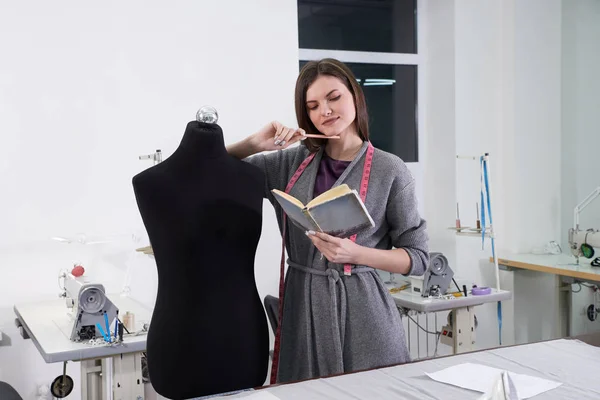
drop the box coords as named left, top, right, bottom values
left=456, top=231, right=491, bottom=238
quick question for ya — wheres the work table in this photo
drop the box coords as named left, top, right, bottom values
left=495, top=252, right=600, bottom=282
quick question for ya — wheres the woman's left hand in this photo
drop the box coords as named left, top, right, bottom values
left=306, top=231, right=362, bottom=264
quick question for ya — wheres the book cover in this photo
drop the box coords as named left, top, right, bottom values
left=272, top=184, right=375, bottom=237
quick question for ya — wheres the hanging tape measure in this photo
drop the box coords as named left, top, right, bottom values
left=270, top=143, right=374, bottom=384
left=480, top=154, right=502, bottom=345
left=270, top=151, right=316, bottom=385
left=344, top=144, right=373, bottom=276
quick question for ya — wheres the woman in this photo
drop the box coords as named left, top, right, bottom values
left=227, top=58, right=429, bottom=383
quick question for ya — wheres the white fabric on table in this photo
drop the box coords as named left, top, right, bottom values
left=205, top=339, right=600, bottom=400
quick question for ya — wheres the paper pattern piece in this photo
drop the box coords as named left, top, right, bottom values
left=425, top=362, right=562, bottom=399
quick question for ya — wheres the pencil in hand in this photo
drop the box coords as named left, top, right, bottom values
left=302, top=134, right=340, bottom=139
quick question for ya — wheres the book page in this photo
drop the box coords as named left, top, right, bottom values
left=308, top=190, right=375, bottom=237
left=271, top=189, right=305, bottom=209
left=271, top=190, right=317, bottom=232
left=306, top=184, right=352, bottom=209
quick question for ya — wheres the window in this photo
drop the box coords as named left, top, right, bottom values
left=298, top=0, right=416, bottom=54
left=298, top=0, right=420, bottom=163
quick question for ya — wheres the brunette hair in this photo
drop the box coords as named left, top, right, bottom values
left=294, top=58, right=370, bottom=152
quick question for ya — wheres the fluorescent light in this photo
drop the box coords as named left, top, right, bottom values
left=363, top=82, right=395, bottom=86
left=366, top=79, right=396, bottom=83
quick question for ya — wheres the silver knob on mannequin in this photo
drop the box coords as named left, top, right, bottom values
left=196, top=106, right=219, bottom=124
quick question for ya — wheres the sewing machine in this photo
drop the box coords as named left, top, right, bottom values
left=568, top=186, right=600, bottom=264
left=14, top=267, right=147, bottom=399
left=410, top=252, right=455, bottom=297
left=59, top=269, right=119, bottom=342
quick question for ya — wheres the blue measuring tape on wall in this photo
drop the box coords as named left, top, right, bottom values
left=480, top=154, right=502, bottom=346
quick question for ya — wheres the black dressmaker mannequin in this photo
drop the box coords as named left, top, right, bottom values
left=132, top=108, right=269, bottom=399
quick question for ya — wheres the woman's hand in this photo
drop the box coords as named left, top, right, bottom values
left=250, top=121, right=306, bottom=152
left=306, top=231, right=363, bottom=264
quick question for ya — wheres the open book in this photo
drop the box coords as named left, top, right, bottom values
left=272, top=184, right=375, bottom=237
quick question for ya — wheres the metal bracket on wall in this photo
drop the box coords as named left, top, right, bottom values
left=139, top=149, right=162, bottom=165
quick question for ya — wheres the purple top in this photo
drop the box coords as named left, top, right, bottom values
left=313, top=152, right=351, bottom=199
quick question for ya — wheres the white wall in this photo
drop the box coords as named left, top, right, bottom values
left=423, top=0, right=565, bottom=350
left=422, top=0, right=509, bottom=352
left=508, top=0, right=565, bottom=345
left=0, top=1, right=299, bottom=398
left=419, top=0, right=512, bottom=355
left=561, top=0, right=600, bottom=246
left=410, top=0, right=457, bottom=360
left=561, top=0, right=600, bottom=336
left=422, top=0, right=457, bottom=275
left=453, top=0, right=507, bottom=349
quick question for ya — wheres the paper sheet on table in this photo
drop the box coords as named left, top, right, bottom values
left=425, top=363, right=562, bottom=399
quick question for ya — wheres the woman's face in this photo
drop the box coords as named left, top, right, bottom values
left=305, top=75, right=357, bottom=137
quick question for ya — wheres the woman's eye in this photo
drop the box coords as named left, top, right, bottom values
left=329, top=95, right=341, bottom=102
left=308, top=106, right=318, bottom=111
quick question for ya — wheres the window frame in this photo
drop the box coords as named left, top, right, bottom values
left=297, top=0, right=425, bottom=168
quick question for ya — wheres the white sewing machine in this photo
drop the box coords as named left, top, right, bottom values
left=568, top=186, right=600, bottom=264
left=15, top=266, right=149, bottom=399
left=59, top=269, right=120, bottom=342
left=409, top=252, right=455, bottom=297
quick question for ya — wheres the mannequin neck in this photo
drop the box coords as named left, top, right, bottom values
left=176, top=121, right=227, bottom=159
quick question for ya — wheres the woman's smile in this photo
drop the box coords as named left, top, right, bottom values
left=322, top=116, right=339, bottom=126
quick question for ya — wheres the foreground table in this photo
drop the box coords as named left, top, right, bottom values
left=207, top=336, right=600, bottom=399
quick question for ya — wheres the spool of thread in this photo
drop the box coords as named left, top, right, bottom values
left=123, top=312, right=135, bottom=332
left=71, top=264, right=85, bottom=277
left=472, top=286, right=492, bottom=295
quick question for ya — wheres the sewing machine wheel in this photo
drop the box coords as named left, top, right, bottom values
left=430, top=254, right=449, bottom=275
left=581, top=243, right=595, bottom=259
left=50, top=374, right=74, bottom=398
left=587, top=305, right=598, bottom=322
left=79, top=286, right=106, bottom=314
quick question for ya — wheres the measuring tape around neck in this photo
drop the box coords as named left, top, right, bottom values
left=344, top=143, right=373, bottom=275
left=270, top=142, right=374, bottom=384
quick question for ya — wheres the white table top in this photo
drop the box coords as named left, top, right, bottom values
left=209, top=338, right=600, bottom=400
left=14, top=294, right=153, bottom=363
left=496, top=252, right=600, bottom=282
left=391, top=288, right=511, bottom=313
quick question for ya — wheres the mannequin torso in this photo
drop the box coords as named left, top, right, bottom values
left=132, top=121, right=268, bottom=399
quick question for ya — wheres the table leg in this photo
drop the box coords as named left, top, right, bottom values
left=80, top=352, right=144, bottom=400
left=81, top=359, right=103, bottom=400
left=101, top=358, right=111, bottom=400
left=453, top=306, right=476, bottom=354
left=112, top=352, right=145, bottom=400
